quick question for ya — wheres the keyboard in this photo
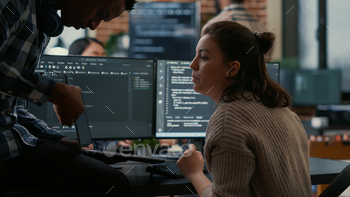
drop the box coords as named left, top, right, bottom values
left=152, top=153, right=183, bottom=160
left=83, top=150, right=166, bottom=164
left=146, top=162, right=208, bottom=179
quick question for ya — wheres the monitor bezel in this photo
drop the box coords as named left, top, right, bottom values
left=266, top=62, right=280, bottom=84
left=154, top=58, right=209, bottom=139
left=30, top=55, right=156, bottom=140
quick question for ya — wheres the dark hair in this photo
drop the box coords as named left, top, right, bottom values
left=68, top=37, right=105, bottom=55
left=202, top=21, right=291, bottom=108
left=125, top=0, right=137, bottom=12
left=232, top=0, right=244, bottom=3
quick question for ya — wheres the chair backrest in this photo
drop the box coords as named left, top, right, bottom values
left=319, top=164, right=350, bottom=197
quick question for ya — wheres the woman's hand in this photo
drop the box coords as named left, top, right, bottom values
left=177, top=144, right=212, bottom=196
left=82, top=144, right=94, bottom=150
left=177, top=144, right=205, bottom=180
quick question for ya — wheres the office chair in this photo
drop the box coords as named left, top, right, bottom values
left=319, top=164, right=350, bottom=197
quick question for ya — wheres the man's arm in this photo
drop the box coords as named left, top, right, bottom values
left=0, top=58, right=56, bottom=105
left=0, top=0, right=26, bottom=48
left=48, top=82, right=84, bottom=126
left=1, top=0, right=83, bottom=126
left=0, top=55, right=84, bottom=126
left=16, top=99, right=65, bottom=140
left=0, top=0, right=55, bottom=105
left=16, top=99, right=80, bottom=151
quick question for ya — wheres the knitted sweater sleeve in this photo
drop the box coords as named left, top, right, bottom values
left=202, top=103, right=256, bottom=197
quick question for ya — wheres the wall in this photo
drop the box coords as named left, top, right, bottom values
left=267, top=0, right=282, bottom=60
left=298, top=0, right=318, bottom=69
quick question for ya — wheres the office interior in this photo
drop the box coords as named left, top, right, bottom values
left=30, top=0, right=350, bottom=196
left=48, top=0, right=350, bottom=135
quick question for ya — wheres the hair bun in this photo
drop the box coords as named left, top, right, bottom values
left=256, top=32, right=275, bottom=55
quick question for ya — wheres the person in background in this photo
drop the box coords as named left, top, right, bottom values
left=202, top=0, right=273, bottom=62
left=177, top=21, right=312, bottom=196
left=0, top=0, right=136, bottom=195
left=69, top=37, right=106, bottom=56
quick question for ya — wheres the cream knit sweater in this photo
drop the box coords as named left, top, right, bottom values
left=202, top=95, right=312, bottom=197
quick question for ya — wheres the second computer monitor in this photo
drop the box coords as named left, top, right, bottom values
left=156, top=59, right=212, bottom=138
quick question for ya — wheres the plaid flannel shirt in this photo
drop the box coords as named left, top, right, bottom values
left=0, top=0, right=64, bottom=162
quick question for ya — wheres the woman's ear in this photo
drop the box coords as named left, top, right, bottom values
left=226, top=61, right=241, bottom=77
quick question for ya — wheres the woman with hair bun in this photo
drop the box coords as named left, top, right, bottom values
left=177, top=21, right=312, bottom=197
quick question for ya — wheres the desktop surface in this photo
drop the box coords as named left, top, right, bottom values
left=309, top=157, right=349, bottom=185
left=111, top=160, right=202, bottom=196
left=111, top=157, right=349, bottom=196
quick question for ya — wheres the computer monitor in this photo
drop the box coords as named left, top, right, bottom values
left=266, top=62, right=280, bottom=84
left=293, top=69, right=341, bottom=105
left=155, top=59, right=213, bottom=138
left=128, top=2, right=201, bottom=59
left=27, top=55, right=154, bottom=139
left=155, top=60, right=281, bottom=138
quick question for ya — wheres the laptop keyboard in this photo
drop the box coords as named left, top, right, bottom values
left=146, top=162, right=208, bottom=179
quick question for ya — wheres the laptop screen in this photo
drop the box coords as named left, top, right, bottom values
left=64, top=76, right=93, bottom=152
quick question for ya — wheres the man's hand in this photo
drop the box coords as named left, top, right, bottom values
left=58, top=137, right=80, bottom=152
left=48, top=82, right=84, bottom=126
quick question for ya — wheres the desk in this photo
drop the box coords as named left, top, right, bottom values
left=111, top=157, right=349, bottom=197
left=319, top=125, right=350, bottom=135
left=309, top=157, right=349, bottom=185
left=111, top=160, right=202, bottom=196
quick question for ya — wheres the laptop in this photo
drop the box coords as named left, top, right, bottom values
left=65, top=76, right=166, bottom=164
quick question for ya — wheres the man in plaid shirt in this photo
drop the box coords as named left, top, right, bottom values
left=0, top=0, right=135, bottom=195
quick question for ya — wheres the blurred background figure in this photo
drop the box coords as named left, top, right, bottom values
left=69, top=37, right=106, bottom=57
left=202, top=0, right=273, bottom=62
